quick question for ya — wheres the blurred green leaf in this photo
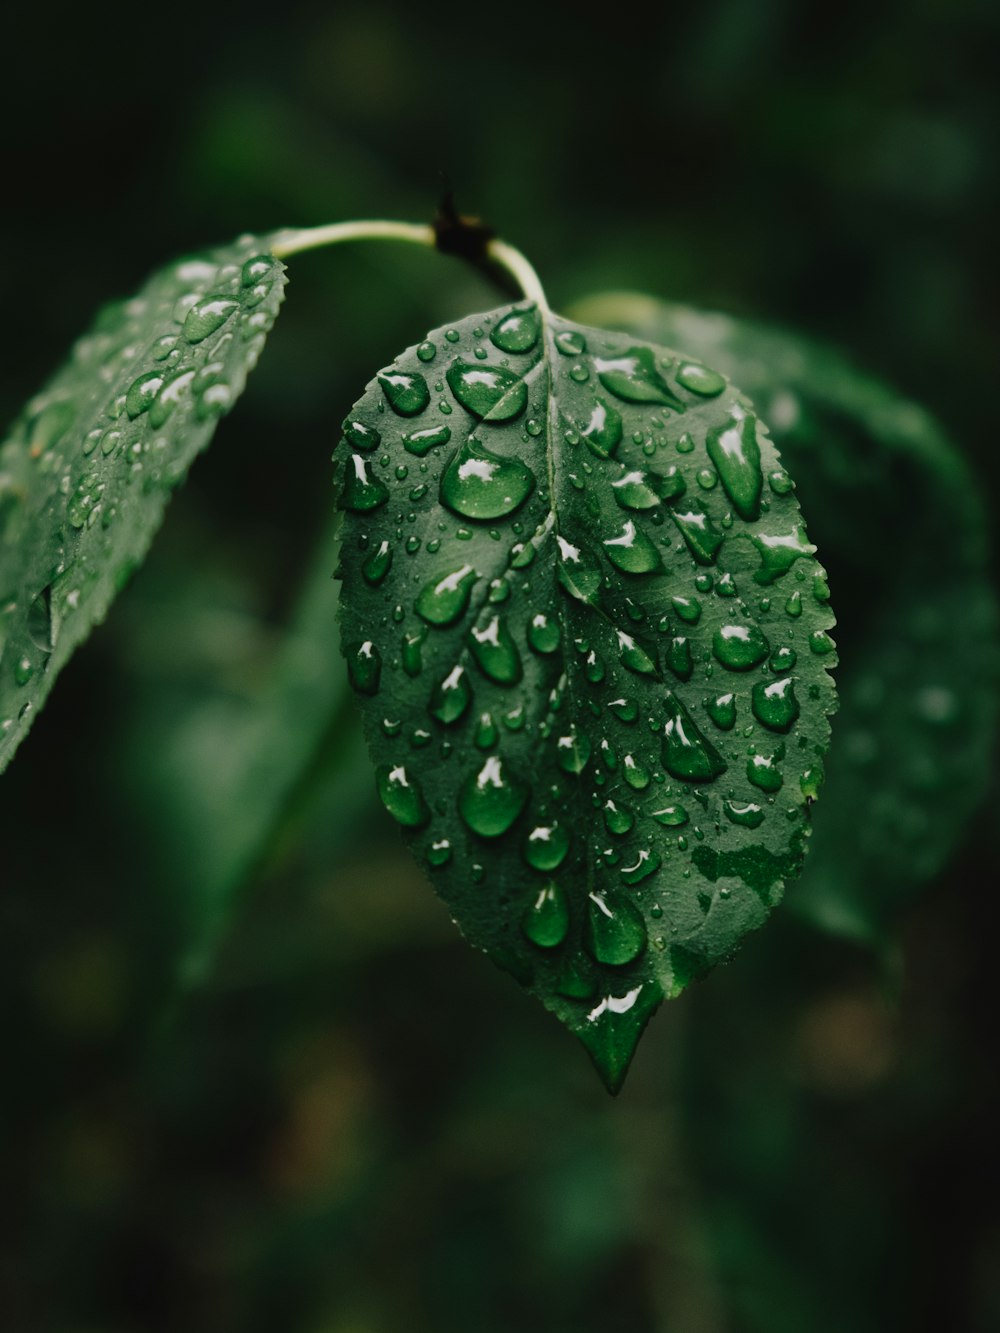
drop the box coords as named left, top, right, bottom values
left=570, top=293, right=999, bottom=941
left=0, top=242, right=286, bottom=773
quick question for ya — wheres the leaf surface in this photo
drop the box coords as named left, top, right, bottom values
left=0, top=240, right=286, bottom=772
left=570, top=294, right=998, bottom=940
left=336, top=304, right=837, bottom=1089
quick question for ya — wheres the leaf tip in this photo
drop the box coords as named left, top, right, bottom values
left=573, top=983, right=662, bottom=1095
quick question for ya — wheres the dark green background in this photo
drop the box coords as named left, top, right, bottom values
left=1, top=2, right=997, bottom=1330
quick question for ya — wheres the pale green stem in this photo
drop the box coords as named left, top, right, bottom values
left=269, top=219, right=550, bottom=312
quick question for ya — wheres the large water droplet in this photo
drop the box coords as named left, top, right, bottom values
left=468, top=614, right=523, bottom=684
left=594, top=347, right=683, bottom=409
left=125, top=371, right=164, bottom=419
left=149, top=369, right=195, bottom=428
left=343, top=454, right=389, bottom=512
left=751, top=676, right=800, bottom=732
left=403, top=424, right=451, bottom=456
left=723, top=799, right=765, bottom=828
left=586, top=892, right=648, bottom=964
left=603, top=519, right=663, bottom=574
left=343, top=420, right=381, bottom=452
left=447, top=361, right=527, bottom=421
left=376, top=764, right=430, bottom=826
left=556, top=537, right=602, bottom=603
left=747, top=753, right=783, bottom=792
left=346, top=639, right=382, bottom=694
left=662, top=691, right=727, bottom=781
left=620, top=848, right=662, bottom=885
left=183, top=297, right=238, bottom=343
left=617, top=630, right=659, bottom=677
left=578, top=399, right=623, bottom=458
left=459, top=755, right=529, bottom=836
left=752, top=525, right=817, bottom=584
left=713, top=623, right=770, bottom=671
left=611, top=469, right=667, bottom=511
left=362, top=540, right=393, bottom=585
left=524, top=822, right=570, bottom=870
left=706, top=692, right=737, bottom=729
left=603, top=799, right=635, bottom=835
left=527, top=612, right=561, bottom=655
left=491, top=307, right=539, bottom=353
left=706, top=412, right=763, bottom=520
left=379, top=369, right=430, bottom=416
left=521, top=882, right=569, bottom=948
left=676, top=362, right=726, bottom=397
left=429, top=665, right=472, bottom=725
left=650, top=803, right=688, bottom=826
left=440, top=437, right=535, bottom=520
left=670, top=505, right=724, bottom=564
left=415, top=564, right=477, bottom=626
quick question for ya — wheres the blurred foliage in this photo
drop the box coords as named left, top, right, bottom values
left=1, top=1, right=998, bottom=1330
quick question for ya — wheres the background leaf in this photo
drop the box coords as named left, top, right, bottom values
left=569, top=294, right=999, bottom=941
left=336, top=303, right=837, bottom=1089
left=0, top=240, right=286, bottom=772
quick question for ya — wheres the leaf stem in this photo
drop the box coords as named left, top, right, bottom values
left=269, top=220, right=550, bottom=312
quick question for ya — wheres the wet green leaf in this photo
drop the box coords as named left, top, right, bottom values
left=336, top=305, right=837, bottom=1090
left=0, top=241, right=287, bottom=772
left=570, top=294, right=998, bottom=941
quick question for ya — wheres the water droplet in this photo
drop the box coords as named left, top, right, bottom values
left=616, top=629, right=659, bottom=677
left=447, top=361, right=527, bottom=421
left=524, top=822, right=570, bottom=871
left=556, top=728, right=591, bottom=773
left=14, top=657, right=33, bottom=686
left=440, top=437, right=535, bottom=520
left=785, top=591, right=802, bottom=618
left=584, top=649, right=605, bottom=684
left=475, top=711, right=499, bottom=749
left=603, top=519, right=663, bottom=574
left=612, top=469, right=667, bottom=511
left=491, top=307, right=539, bottom=353
left=620, top=848, right=662, bottom=886
left=555, top=328, right=586, bottom=356
left=752, top=677, right=799, bottom=731
left=346, top=639, right=382, bottom=694
left=379, top=369, right=430, bottom=416
left=671, top=505, right=724, bottom=565
left=403, top=424, right=451, bottom=456
left=510, top=541, right=535, bottom=569
left=809, top=630, right=836, bottom=655
left=608, top=697, right=639, bottom=723
left=713, top=623, right=770, bottom=671
left=416, top=340, right=437, bottom=363
left=429, top=665, right=472, bottom=725
left=813, top=575, right=831, bottom=603
left=458, top=755, right=529, bottom=837
left=578, top=399, right=623, bottom=458
left=594, top=347, right=684, bottom=409
left=770, top=647, right=797, bottom=673
left=769, top=469, right=794, bottom=494
left=343, top=420, right=381, bottom=452
left=241, top=256, right=272, bottom=286
left=706, top=412, right=763, bottom=520
left=662, top=691, right=727, bottom=781
left=676, top=362, right=726, bottom=396
left=343, top=454, right=389, bottom=512
left=427, top=837, right=451, bottom=865
left=401, top=628, right=426, bottom=677
left=724, top=800, right=765, bottom=828
left=650, top=804, right=688, bottom=827
left=362, top=540, right=393, bottom=585
left=125, top=371, right=164, bottom=419
left=556, top=537, right=602, bottom=603
left=752, top=525, right=816, bottom=584
left=521, top=882, right=569, bottom=948
left=149, top=369, right=195, bottom=428
left=377, top=764, right=430, bottom=826
left=706, top=692, right=737, bottom=730
left=622, top=754, right=652, bottom=789
left=586, top=892, right=648, bottom=964
left=747, top=753, right=783, bottom=792
left=664, top=636, right=692, bottom=682
left=183, top=297, right=238, bottom=343
left=603, top=799, right=635, bottom=835
left=415, top=564, right=477, bottom=626
left=672, top=595, right=701, bottom=624
left=469, top=615, right=522, bottom=684
left=528, top=612, right=561, bottom=654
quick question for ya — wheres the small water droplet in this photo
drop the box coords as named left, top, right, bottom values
left=429, top=665, right=472, bottom=725
left=343, top=454, right=389, bottom=512
left=379, top=369, right=431, bottom=416
left=706, top=412, right=763, bottom=520
left=447, top=360, right=527, bottom=421
left=528, top=612, right=561, bottom=655
left=241, top=256, right=272, bottom=287
left=586, top=892, right=648, bottom=964
left=617, top=629, right=659, bottom=677
left=650, top=804, right=688, bottom=827
left=663, top=692, right=727, bottom=781
left=578, top=399, right=623, bottom=458
left=556, top=728, right=591, bottom=773
left=608, top=697, right=638, bottom=723
left=459, top=755, right=529, bottom=836
left=427, top=837, right=451, bottom=865
left=440, top=437, right=535, bottom=520
left=556, top=537, right=602, bottom=603
left=676, top=362, right=726, bottom=396
left=620, top=848, right=662, bottom=885
left=415, top=564, right=477, bottom=626
left=521, top=882, right=569, bottom=948
left=724, top=799, right=765, bottom=828
left=183, top=297, right=238, bottom=343
left=809, top=629, right=836, bottom=655
left=747, top=752, right=783, bottom=792
left=603, top=519, right=663, bottom=574
left=713, top=623, right=770, bottom=671
left=403, top=424, right=451, bottom=456
left=672, top=595, right=701, bottom=624
left=752, top=676, right=800, bottom=731
left=524, top=822, right=570, bottom=871
left=125, top=371, right=164, bottom=419
left=671, top=505, right=724, bottom=565
left=603, top=799, right=635, bottom=835
left=785, top=591, right=802, bottom=618
left=752, top=525, right=816, bottom=584
left=469, top=615, right=523, bottom=684
left=346, top=639, right=382, bottom=694
left=770, top=647, right=797, bottom=673
left=342, top=420, right=381, bottom=452
left=371, top=762, right=433, bottom=832
left=706, top=692, right=737, bottom=730
left=555, top=328, right=587, bottom=356
left=416, top=340, right=437, bottom=363
left=475, top=711, right=500, bottom=749
left=491, top=307, right=539, bottom=353
left=362, top=541, right=393, bottom=585
left=594, top=347, right=683, bottom=409
left=622, top=754, right=652, bottom=789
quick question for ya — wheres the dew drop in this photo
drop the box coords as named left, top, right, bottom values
left=555, top=328, right=586, bottom=356
left=620, top=848, right=662, bottom=886
left=622, top=754, right=652, bottom=790
left=403, top=424, right=451, bottom=456
left=706, top=412, right=763, bottom=520
left=603, top=799, right=635, bottom=835
left=752, top=676, right=800, bottom=732
left=747, top=752, right=784, bottom=792
left=671, top=505, right=724, bottom=564
left=415, top=564, right=477, bottom=626
left=676, top=362, right=726, bottom=396
left=427, top=837, right=451, bottom=865
left=666, top=636, right=693, bottom=682
left=713, top=623, right=770, bottom=671
left=376, top=764, right=430, bottom=827
left=809, top=630, right=836, bottom=656
left=491, top=307, right=539, bottom=353
left=429, top=665, right=472, bottom=725
left=440, top=437, right=535, bottom=520
left=723, top=799, right=765, bottom=828
left=556, top=728, right=591, bottom=773
left=521, top=882, right=570, bottom=948
left=447, top=360, right=527, bottom=421
left=608, top=697, right=639, bottom=723
left=650, top=804, right=688, bottom=827
left=672, top=595, right=701, bottom=624
left=475, top=712, right=499, bottom=749
left=611, top=469, right=667, bottom=511
left=379, top=369, right=430, bottom=416
left=528, top=612, right=561, bottom=655
left=616, top=629, right=659, bottom=677
left=586, top=892, right=648, bottom=964
left=603, top=519, right=663, bottom=574
left=346, top=639, right=382, bottom=694
left=469, top=615, right=523, bottom=684
left=362, top=541, right=393, bottom=585
left=556, top=537, right=602, bottom=603
left=524, top=821, right=570, bottom=871
left=343, top=453, right=390, bottom=512
left=578, top=399, right=623, bottom=458
left=752, top=525, right=817, bottom=584
left=459, top=755, right=529, bottom=837
left=416, top=340, right=437, bottom=363
left=706, top=692, right=737, bottom=730
left=183, top=297, right=238, bottom=343
left=125, top=372, right=164, bottom=419
left=594, top=347, right=684, bottom=409
left=662, top=692, right=727, bottom=781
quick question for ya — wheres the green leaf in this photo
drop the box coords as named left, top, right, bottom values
left=335, top=304, right=837, bottom=1090
left=569, top=294, right=998, bottom=941
left=0, top=240, right=287, bottom=773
